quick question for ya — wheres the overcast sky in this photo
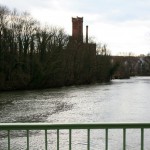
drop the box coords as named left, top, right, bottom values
left=1, top=0, right=150, bottom=55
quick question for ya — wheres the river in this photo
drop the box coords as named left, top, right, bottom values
left=0, top=77, right=150, bottom=149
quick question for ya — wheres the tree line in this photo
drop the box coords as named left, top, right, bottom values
left=0, top=5, right=114, bottom=90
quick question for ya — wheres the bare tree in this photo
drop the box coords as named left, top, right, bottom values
left=96, top=43, right=111, bottom=55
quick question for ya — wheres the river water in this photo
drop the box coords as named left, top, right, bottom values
left=0, top=77, right=150, bottom=149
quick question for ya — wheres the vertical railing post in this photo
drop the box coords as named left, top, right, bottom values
left=27, top=130, right=29, bottom=150
left=8, top=130, right=10, bottom=150
left=105, top=128, right=108, bottom=150
left=87, top=129, right=90, bottom=150
left=57, top=129, right=59, bottom=150
left=45, top=129, right=48, bottom=150
left=141, top=128, right=144, bottom=150
left=69, top=129, right=72, bottom=150
left=123, top=128, right=126, bottom=150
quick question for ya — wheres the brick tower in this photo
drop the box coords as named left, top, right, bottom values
left=72, top=17, right=83, bottom=43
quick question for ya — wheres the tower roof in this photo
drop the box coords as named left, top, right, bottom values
left=72, top=16, right=83, bottom=22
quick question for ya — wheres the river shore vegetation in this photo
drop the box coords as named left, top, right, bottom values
left=0, top=5, right=115, bottom=91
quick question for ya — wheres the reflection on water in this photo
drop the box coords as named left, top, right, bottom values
left=0, top=77, right=150, bottom=149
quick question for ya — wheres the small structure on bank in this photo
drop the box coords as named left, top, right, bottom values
left=64, top=17, right=97, bottom=84
left=69, top=16, right=96, bottom=54
left=65, top=17, right=97, bottom=84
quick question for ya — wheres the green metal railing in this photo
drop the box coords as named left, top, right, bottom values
left=0, top=122, right=150, bottom=150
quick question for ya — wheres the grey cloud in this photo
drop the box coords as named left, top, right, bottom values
left=0, top=0, right=57, bottom=12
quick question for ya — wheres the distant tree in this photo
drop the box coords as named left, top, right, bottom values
left=0, top=4, right=113, bottom=90
left=96, top=43, right=111, bottom=56
left=96, top=43, right=111, bottom=82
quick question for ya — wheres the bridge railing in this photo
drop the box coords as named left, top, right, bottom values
left=0, top=122, right=150, bottom=150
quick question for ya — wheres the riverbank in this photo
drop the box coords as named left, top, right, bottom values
left=0, top=78, right=111, bottom=92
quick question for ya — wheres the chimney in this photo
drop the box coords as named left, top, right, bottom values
left=86, top=25, right=88, bottom=44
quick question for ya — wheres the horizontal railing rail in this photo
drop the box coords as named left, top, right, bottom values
left=0, top=122, right=150, bottom=150
left=1, top=122, right=150, bottom=130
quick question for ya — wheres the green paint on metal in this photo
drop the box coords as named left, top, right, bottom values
left=0, top=123, right=150, bottom=149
